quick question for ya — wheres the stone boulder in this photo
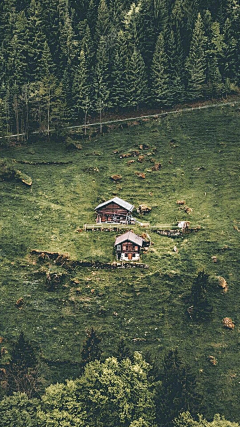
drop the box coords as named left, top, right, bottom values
left=222, top=317, right=235, bottom=329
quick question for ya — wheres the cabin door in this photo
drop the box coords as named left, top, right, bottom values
left=128, top=253, right=132, bottom=260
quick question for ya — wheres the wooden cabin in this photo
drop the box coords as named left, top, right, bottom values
left=114, top=231, right=144, bottom=261
left=95, top=197, right=134, bottom=224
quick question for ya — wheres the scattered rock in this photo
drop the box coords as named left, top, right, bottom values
left=83, top=166, right=99, bottom=173
left=173, top=246, right=178, bottom=253
left=177, top=200, right=186, bottom=205
left=218, top=276, right=228, bottom=292
left=46, top=272, right=65, bottom=291
left=151, top=162, right=161, bottom=171
left=184, top=206, right=193, bottom=214
left=120, top=150, right=139, bottom=159
left=138, top=204, right=152, bottom=214
left=208, top=355, right=218, bottom=366
left=135, top=172, right=146, bottom=179
left=15, top=298, right=24, bottom=308
left=138, top=155, right=145, bottom=163
left=127, top=160, right=135, bottom=165
left=222, top=317, right=235, bottom=329
left=211, top=256, right=218, bottom=263
left=110, top=174, right=122, bottom=181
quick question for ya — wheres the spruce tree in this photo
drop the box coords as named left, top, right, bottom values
left=27, top=0, right=47, bottom=81
left=72, top=48, right=92, bottom=132
left=95, top=0, right=111, bottom=41
left=80, top=327, right=102, bottom=369
left=116, top=338, right=132, bottom=361
left=190, top=270, right=213, bottom=320
left=111, top=31, right=128, bottom=109
left=205, top=21, right=224, bottom=98
left=156, top=349, right=202, bottom=427
left=185, top=13, right=207, bottom=100
left=166, top=26, right=185, bottom=104
left=125, top=46, right=148, bottom=109
left=59, top=6, right=78, bottom=71
left=151, top=32, right=170, bottom=106
left=7, top=12, right=28, bottom=86
left=222, top=16, right=239, bottom=87
left=39, top=40, right=55, bottom=79
left=7, top=332, right=38, bottom=397
left=137, top=0, right=158, bottom=69
left=87, top=0, right=99, bottom=33
left=93, top=36, right=110, bottom=131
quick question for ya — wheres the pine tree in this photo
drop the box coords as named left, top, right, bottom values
left=93, top=36, right=110, bottom=132
left=87, top=0, right=99, bottom=33
left=58, top=6, right=78, bottom=71
left=40, top=0, right=60, bottom=75
left=95, top=0, right=111, bottom=41
left=81, top=23, right=95, bottom=76
left=222, top=6, right=240, bottom=87
left=72, top=48, right=92, bottom=132
left=39, top=40, right=55, bottom=79
left=153, top=0, right=168, bottom=27
left=6, top=332, right=39, bottom=397
left=125, top=46, right=148, bottom=109
left=27, top=0, right=47, bottom=81
left=156, top=349, right=202, bottom=427
left=116, top=338, right=132, bottom=361
left=80, top=327, right=102, bottom=369
left=151, top=32, right=170, bottom=106
left=124, top=2, right=141, bottom=50
left=111, top=31, right=128, bottom=109
left=185, top=13, right=207, bottom=100
left=190, top=270, right=213, bottom=320
left=137, top=0, right=158, bottom=69
left=205, top=21, right=224, bottom=98
left=7, top=12, right=28, bottom=86
left=166, top=26, right=185, bottom=104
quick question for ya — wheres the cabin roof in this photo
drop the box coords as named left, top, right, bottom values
left=114, top=231, right=143, bottom=247
left=95, top=197, right=134, bottom=212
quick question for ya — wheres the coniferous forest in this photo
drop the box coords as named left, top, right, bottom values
left=0, top=0, right=239, bottom=138
left=1, top=1, right=240, bottom=426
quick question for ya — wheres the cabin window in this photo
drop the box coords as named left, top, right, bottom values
left=123, top=245, right=126, bottom=251
left=117, top=245, right=121, bottom=251
left=135, top=246, right=138, bottom=251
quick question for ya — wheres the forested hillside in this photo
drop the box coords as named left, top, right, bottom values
left=0, top=0, right=239, bottom=137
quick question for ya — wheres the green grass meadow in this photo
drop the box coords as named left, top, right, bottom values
left=0, top=104, right=240, bottom=420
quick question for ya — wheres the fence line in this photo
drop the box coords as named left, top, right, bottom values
left=1, top=99, right=239, bottom=140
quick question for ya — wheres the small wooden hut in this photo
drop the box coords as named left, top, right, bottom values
left=114, top=231, right=144, bottom=261
left=95, top=197, right=134, bottom=224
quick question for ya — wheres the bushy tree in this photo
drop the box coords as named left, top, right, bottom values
left=174, top=412, right=240, bottom=427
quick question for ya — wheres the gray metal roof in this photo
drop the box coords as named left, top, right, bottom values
left=114, top=231, right=144, bottom=247
left=95, top=197, right=134, bottom=212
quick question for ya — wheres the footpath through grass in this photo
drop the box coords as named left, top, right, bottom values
left=0, top=104, right=240, bottom=420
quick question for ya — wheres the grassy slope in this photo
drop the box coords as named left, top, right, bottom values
left=0, top=105, right=240, bottom=419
